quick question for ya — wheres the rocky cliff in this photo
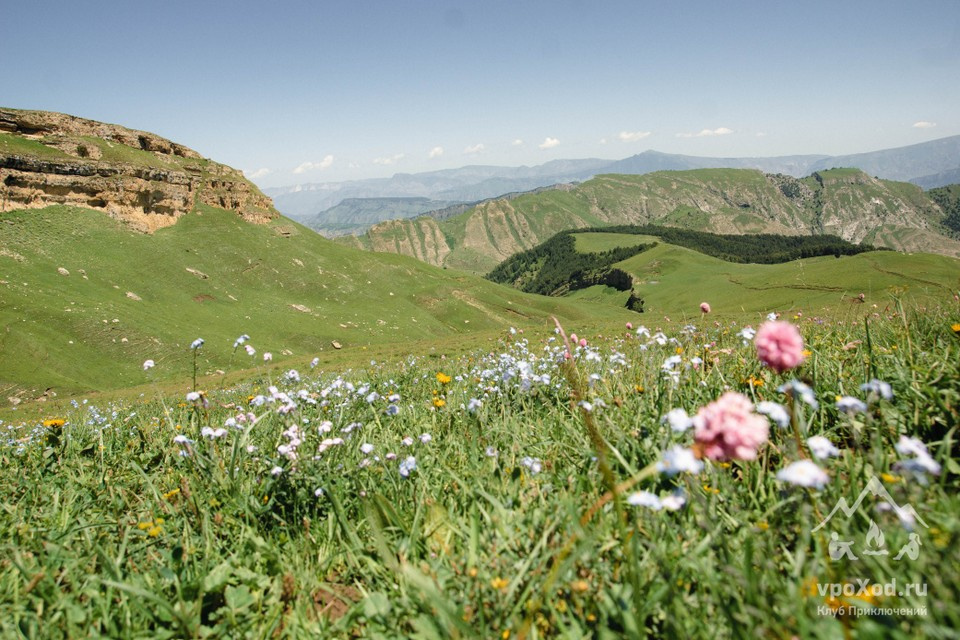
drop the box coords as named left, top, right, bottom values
left=0, top=108, right=277, bottom=232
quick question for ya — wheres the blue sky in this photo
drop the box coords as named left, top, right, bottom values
left=3, top=0, right=958, bottom=187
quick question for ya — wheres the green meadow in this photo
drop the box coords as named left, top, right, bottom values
left=2, top=299, right=959, bottom=638
left=3, top=205, right=960, bottom=638
left=0, top=206, right=632, bottom=397
left=564, top=233, right=960, bottom=319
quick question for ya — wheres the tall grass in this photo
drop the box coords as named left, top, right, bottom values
left=2, top=303, right=959, bottom=638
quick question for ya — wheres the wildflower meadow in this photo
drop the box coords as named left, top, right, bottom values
left=2, top=302, right=959, bottom=638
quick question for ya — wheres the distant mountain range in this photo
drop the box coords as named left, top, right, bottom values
left=264, top=136, right=960, bottom=231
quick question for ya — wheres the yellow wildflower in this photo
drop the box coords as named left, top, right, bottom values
left=490, top=577, right=509, bottom=590
left=43, top=418, right=65, bottom=428
left=570, top=580, right=589, bottom=593
left=436, top=372, right=452, bottom=385
left=432, top=397, right=446, bottom=408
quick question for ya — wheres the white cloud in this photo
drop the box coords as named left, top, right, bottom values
left=428, top=146, right=444, bottom=158
left=676, top=127, right=734, bottom=138
left=599, top=137, right=608, bottom=145
left=913, top=121, right=937, bottom=129
left=618, top=130, right=651, bottom=142
left=464, top=143, right=485, bottom=155
left=539, top=137, right=560, bottom=149
left=373, top=153, right=405, bottom=165
left=247, top=167, right=272, bottom=179
left=512, top=139, right=524, bottom=147
left=293, top=155, right=334, bottom=174
left=756, top=132, right=767, bottom=137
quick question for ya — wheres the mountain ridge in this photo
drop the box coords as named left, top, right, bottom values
left=269, top=136, right=960, bottom=227
left=340, top=168, right=960, bottom=273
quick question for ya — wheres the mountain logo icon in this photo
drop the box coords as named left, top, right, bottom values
left=813, top=475, right=928, bottom=532
left=815, top=476, right=926, bottom=563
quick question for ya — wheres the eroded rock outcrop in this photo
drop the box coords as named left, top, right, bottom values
left=0, top=107, right=277, bottom=232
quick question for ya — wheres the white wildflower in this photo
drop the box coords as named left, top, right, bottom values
left=398, top=456, right=417, bottom=477
left=756, top=401, right=791, bottom=428
left=661, top=408, right=693, bottom=432
left=836, top=396, right=867, bottom=414
left=657, top=446, right=704, bottom=476
left=807, top=435, right=841, bottom=459
left=627, top=491, right=661, bottom=509
left=776, top=460, right=829, bottom=489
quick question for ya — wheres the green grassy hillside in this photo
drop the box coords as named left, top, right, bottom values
left=573, top=232, right=659, bottom=253
left=0, top=205, right=634, bottom=396
left=493, top=227, right=959, bottom=317
left=606, top=243, right=960, bottom=316
left=347, top=169, right=960, bottom=273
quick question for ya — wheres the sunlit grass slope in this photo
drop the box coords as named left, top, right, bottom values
left=0, top=205, right=633, bottom=395
left=599, top=243, right=960, bottom=316
left=572, top=232, right=659, bottom=253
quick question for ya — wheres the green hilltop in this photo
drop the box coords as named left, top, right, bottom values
left=340, top=169, right=960, bottom=273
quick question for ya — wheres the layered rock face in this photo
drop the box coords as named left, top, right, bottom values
left=0, top=108, right=277, bottom=232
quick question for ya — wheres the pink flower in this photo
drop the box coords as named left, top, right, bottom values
left=570, top=333, right=579, bottom=344
left=578, top=338, right=587, bottom=348
left=693, top=392, right=769, bottom=461
left=755, top=320, right=805, bottom=373
left=626, top=322, right=633, bottom=330
left=700, top=302, right=711, bottom=314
